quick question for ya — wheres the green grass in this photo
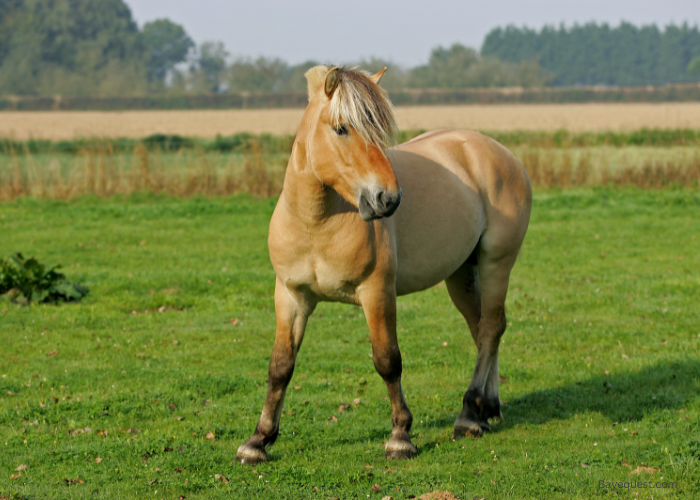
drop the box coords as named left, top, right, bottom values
left=0, top=189, right=699, bottom=499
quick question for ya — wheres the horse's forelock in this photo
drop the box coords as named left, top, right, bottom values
left=329, top=68, right=398, bottom=149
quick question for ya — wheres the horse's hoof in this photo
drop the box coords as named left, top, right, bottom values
left=384, top=439, right=418, bottom=459
left=385, top=448, right=417, bottom=460
left=235, top=443, right=268, bottom=465
left=452, top=420, right=482, bottom=440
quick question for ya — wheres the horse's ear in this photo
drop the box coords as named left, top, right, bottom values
left=305, top=65, right=329, bottom=101
left=324, top=67, right=340, bottom=98
left=370, top=67, right=388, bottom=85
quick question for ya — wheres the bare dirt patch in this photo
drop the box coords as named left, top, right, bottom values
left=418, top=491, right=463, bottom=500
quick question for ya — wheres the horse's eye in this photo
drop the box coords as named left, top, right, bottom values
left=334, top=125, right=348, bottom=136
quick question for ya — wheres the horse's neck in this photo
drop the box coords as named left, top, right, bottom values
left=282, top=139, right=341, bottom=224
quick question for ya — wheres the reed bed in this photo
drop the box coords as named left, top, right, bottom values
left=513, top=146, right=700, bottom=189
left=0, top=144, right=285, bottom=201
left=1, top=143, right=699, bottom=201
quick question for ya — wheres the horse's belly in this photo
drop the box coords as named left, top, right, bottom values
left=391, top=160, right=485, bottom=296
left=394, top=223, right=480, bottom=296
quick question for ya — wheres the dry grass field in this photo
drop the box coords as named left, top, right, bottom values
left=2, top=144, right=699, bottom=202
left=3, top=103, right=700, bottom=140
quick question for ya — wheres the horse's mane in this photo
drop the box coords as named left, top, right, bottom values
left=310, top=66, right=398, bottom=149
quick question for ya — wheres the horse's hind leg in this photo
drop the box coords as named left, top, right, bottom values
left=445, top=256, right=481, bottom=344
left=445, top=259, right=484, bottom=438
left=450, top=251, right=517, bottom=439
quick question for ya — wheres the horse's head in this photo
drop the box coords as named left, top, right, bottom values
left=303, top=66, right=401, bottom=221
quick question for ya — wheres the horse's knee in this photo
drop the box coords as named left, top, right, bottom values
left=268, top=347, right=295, bottom=389
left=372, top=345, right=402, bottom=382
left=477, top=308, right=508, bottom=346
left=492, top=314, right=507, bottom=344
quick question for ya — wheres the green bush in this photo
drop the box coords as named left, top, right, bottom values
left=0, top=253, right=88, bottom=305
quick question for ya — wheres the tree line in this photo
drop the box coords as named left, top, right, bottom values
left=0, top=0, right=193, bottom=96
left=0, top=0, right=549, bottom=97
left=1, top=0, right=699, bottom=97
left=482, top=22, right=700, bottom=86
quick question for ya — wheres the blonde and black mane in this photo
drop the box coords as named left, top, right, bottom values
left=308, top=65, right=398, bottom=149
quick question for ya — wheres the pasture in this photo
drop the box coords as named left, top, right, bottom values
left=1, top=189, right=698, bottom=499
left=3, top=103, right=700, bottom=140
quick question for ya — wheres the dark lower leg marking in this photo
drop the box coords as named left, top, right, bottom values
left=371, top=332, right=417, bottom=459
left=453, top=309, right=507, bottom=440
left=383, top=380, right=417, bottom=459
left=236, top=338, right=297, bottom=464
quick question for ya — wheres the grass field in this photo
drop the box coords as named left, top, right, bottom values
left=4, top=103, right=700, bottom=140
left=2, top=130, right=700, bottom=201
left=1, top=189, right=699, bottom=499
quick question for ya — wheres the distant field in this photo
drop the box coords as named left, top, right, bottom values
left=4, top=103, right=700, bottom=139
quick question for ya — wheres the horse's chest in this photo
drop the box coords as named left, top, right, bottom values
left=270, top=229, right=376, bottom=304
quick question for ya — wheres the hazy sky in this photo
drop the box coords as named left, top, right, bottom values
left=126, top=0, right=700, bottom=67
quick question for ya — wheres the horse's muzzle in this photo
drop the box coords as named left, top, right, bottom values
left=359, top=188, right=402, bottom=221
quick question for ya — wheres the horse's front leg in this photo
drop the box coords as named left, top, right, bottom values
left=361, top=287, right=417, bottom=459
left=236, top=279, right=314, bottom=464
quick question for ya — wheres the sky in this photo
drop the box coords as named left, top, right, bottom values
left=126, top=0, right=700, bottom=67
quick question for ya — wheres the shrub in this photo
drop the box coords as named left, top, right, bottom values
left=0, top=253, right=88, bottom=305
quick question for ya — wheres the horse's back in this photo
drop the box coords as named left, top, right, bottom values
left=397, top=129, right=531, bottom=214
left=387, top=130, right=532, bottom=295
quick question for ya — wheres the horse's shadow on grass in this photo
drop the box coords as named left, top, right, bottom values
left=269, top=359, right=698, bottom=457
left=498, top=358, right=700, bottom=430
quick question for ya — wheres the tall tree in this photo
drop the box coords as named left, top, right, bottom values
left=0, top=0, right=147, bottom=96
left=141, top=19, right=194, bottom=84
left=228, top=57, right=287, bottom=92
left=0, top=0, right=24, bottom=66
left=189, top=41, right=229, bottom=93
left=411, top=44, right=479, bottom=88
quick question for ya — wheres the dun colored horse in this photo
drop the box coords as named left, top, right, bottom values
left=236, top=65, right=532, bottom=464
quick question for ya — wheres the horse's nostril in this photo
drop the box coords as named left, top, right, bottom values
left=361, top=188, right=400, bottom=220
left=375, top=190, right=385, bottom=207
left=391, top=189, right=402, bottom=209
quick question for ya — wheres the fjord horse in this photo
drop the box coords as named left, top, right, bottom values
left=236, top=66, right=532, bottom=463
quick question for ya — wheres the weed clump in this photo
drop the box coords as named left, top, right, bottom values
left=0, top=253, right=88, bottom=305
